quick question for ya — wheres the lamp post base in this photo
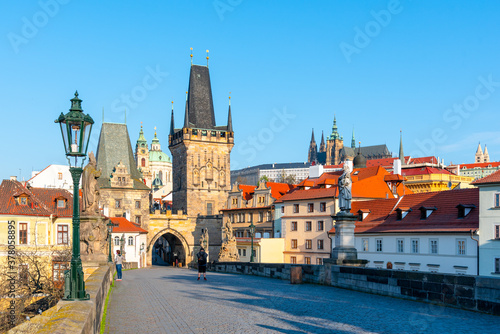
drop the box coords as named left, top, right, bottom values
left=63, top=260, right=90, bottom=300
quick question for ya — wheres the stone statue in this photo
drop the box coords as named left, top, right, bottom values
left=199, top=228, right=209, bottom=250
left=338, top=163, right=352, bottom=212
left=217, top=218, right=239, bottom=262
left=82, top=152, right=101, bottom=215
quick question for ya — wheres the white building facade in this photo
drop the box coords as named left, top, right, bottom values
left=27, top=164, right=74, bottom=190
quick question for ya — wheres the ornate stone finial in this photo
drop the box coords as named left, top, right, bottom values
left=190, top=47, right=193, bottom=65
left=74, top=90, right=79, bottom=98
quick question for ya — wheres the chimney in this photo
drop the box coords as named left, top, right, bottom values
left=393, top=159, right=402, bottom=175
left=10, top=176, right=17, bottom=181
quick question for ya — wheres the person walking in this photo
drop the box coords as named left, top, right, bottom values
left=115, top=250, right=123, bottom=281
left=196, top=248, right=208, bottom=281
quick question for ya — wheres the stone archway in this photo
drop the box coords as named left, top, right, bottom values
left=148, top=228, right=191, bottom=267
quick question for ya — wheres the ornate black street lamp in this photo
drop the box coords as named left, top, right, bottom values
left=107, top=221, right=114, bottom=263
left=55, top=91, right=94, bottom=300
left=249, top=221, right=256, bottom=263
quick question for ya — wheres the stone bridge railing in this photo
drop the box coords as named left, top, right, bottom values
left=212, top=262, right=500, bottom=316
left=9, top=264, right=114, bottom=334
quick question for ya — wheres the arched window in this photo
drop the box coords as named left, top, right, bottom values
left=114, top=236, right=119, bottom=246
left=141, top=158, right=146, bottom=167
left=128, top=236, right=134, bottom=246
left=159, top=171, right=163, bottom=182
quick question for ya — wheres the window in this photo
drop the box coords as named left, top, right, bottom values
left=290, top=256, right=297, bottom=264
left=305, top=239, right=312, bottom=249
left=248, top=213, right=253, bottom=222
left=243, top=249, right=246, bottom=256
left=495, top=193, right=500, bottom=207
left=305, top=257, right=311, bottom=264
left=20, top=197, right=27, bottom=205
left=320, top=202, right=326, bottom=212
left=305, top=221, right=312, bottom=231
left=241, top=213, right=245, bottom=223
left=308, top=203, right=314, bottom=213
left=291, top=221, right=297, bottom=231
left=293, top=204, right=299, bottom=213
left=58, top=172, right=63, bottom=180
left=238, top=249, right=241, bottom=256
left=397, top=239, right=404, bottom=253
left=114, top=236, right=120, bottom=246
left=53, top=261, right=68, bottom=288
left=411, top=239, right=419, bottom=254
left=135, top=216, right=141, bottom=225
left=19, top=223, right=27, bottom=244
left=128, top=236, right=134, bottom=246
left=207, top=202, right=213, bottom=215
left=495, top=258, right=500, bottom=273
left=141, top=158, right=146, bottom=167
left=362, top=238, right=368, bottom=251
left=317, top=221, right=324, bottom=231
left=57, top=225, right=69, bottom=245
left=291, top=239, right=298, bottom=249
left=57, top=199, right=65, bottom=208
left=135, top=201, right=141, bottom=209
left=281, top=206, right=284, bottom=214
left=316, top=258, right=323, bottom=265
left=267, top=212, right=272, bottom=221
left=115, top=200, right=121, bottom=209
left=495, top=225, right=500, bottom=239
left=317, top=239, right=324, bottom=250
left=259, top=212, right=264, bottom=222
left=232, top=198, right=237, bottom=205
left=457, top=239, right=466, bottom=255
left=430, top=239, right=438, bottom=254
left=376, top=239, right=383, bottom=252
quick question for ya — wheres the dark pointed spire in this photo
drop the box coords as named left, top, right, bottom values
left=183, top=91, right=189, bottom=128
left=351, top=128, right=356, bottom=149
left=329, top=115, right=340, bottom=140
left=227, top=95, right=233, bottom=133
left=307, top=128, right=318, bottom=163
left=170, top=101, right=175, bottom=136
left=399, top=130, right=404, bottom=161
left=319, top=131, right=326, bottom=153
left=185, top=65, right=216, bottom=129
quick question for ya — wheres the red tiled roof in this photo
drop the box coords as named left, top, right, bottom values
left=409, top=156, right=438, bottom=164
left=472, top=169, right=500, bottom=185
left=0, top=179, right=73, bottom=217
left=277, top=166, right=411, bottom=202
left=110, top=217, right=148, bottom=233
left=238, top=185, right=257, bottom=201
left=451, top=162, right=500, bottom=169
left=265, top=182, right=294, bottom=200
left=401, top=166, right=453, bottom=176
left=328, top=188, right=478, bottom=234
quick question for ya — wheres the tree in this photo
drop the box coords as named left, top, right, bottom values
left=259, top=175, right=269, bottom=185
left=0, top=244, right=71, bottom=332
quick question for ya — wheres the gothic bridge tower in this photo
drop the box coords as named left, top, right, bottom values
left=169, top=63, right=234, bottom=220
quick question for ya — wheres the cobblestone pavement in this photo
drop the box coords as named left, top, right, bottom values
left=105, top=267, right=498, bottom=334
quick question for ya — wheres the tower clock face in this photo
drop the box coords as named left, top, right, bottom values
left=141, top=149, right=145, bottom=153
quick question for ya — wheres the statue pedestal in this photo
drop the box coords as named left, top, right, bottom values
left=217, top=238, right=239, bottom=262
left=80, top=215, right=109, bottom=264
left=331, top=211, right=358, bottom=261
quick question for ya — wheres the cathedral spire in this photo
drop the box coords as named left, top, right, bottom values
left=227, top=95, right=233, bottom=133
left=351, top=128, right=356, bottom=149
left=399, top=130, right=404, bottom=162
left=484, top=144, right=490, bottom=162
left=307, top=128, right=318, bottom=163
left=170, top=101, right=175, bottom=136
left=475, top=142, right=483, bottom=163
left=319, top=131, right=326, bottom=153
left=137, top=122, right=147, bottom=146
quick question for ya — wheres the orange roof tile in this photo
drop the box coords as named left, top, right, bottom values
left=265, top=182, right=294, bottom=200
left=238, top=185, right=256, bottom=201
left=452, top=162, right=500, bottom=169
left=329, top=188, right=478, bottom=234
left=110, top=217, right=148, bottom=233
left=472, top=169, right=500, bottom=185
left=402, top=166, right=453, bottom=176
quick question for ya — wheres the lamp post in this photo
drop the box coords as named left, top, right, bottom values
left=107, top=221, right=114, bottom=262
left=55, top=91, right=94, bottom=300
left=249, top=221, right=255, bottom=263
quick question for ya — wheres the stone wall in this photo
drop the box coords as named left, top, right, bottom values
left=9, top=264, right=114, bottom=334
left=213, top=262, right=500, bottom=316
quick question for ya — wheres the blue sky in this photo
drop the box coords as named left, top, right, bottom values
left=1, top=0, right=500, bottom=180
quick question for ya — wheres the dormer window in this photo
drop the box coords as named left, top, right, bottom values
left=57, top=199, right=66, bottom=208
left=357, top=209, right=371, bottom=221
left=396, top=207, right=412, bottom=220
left=20, top=197, right=27, bottom=205
left=456, top=204, right=475, bottom=218
left=419, top=206, right=437, bottom=220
